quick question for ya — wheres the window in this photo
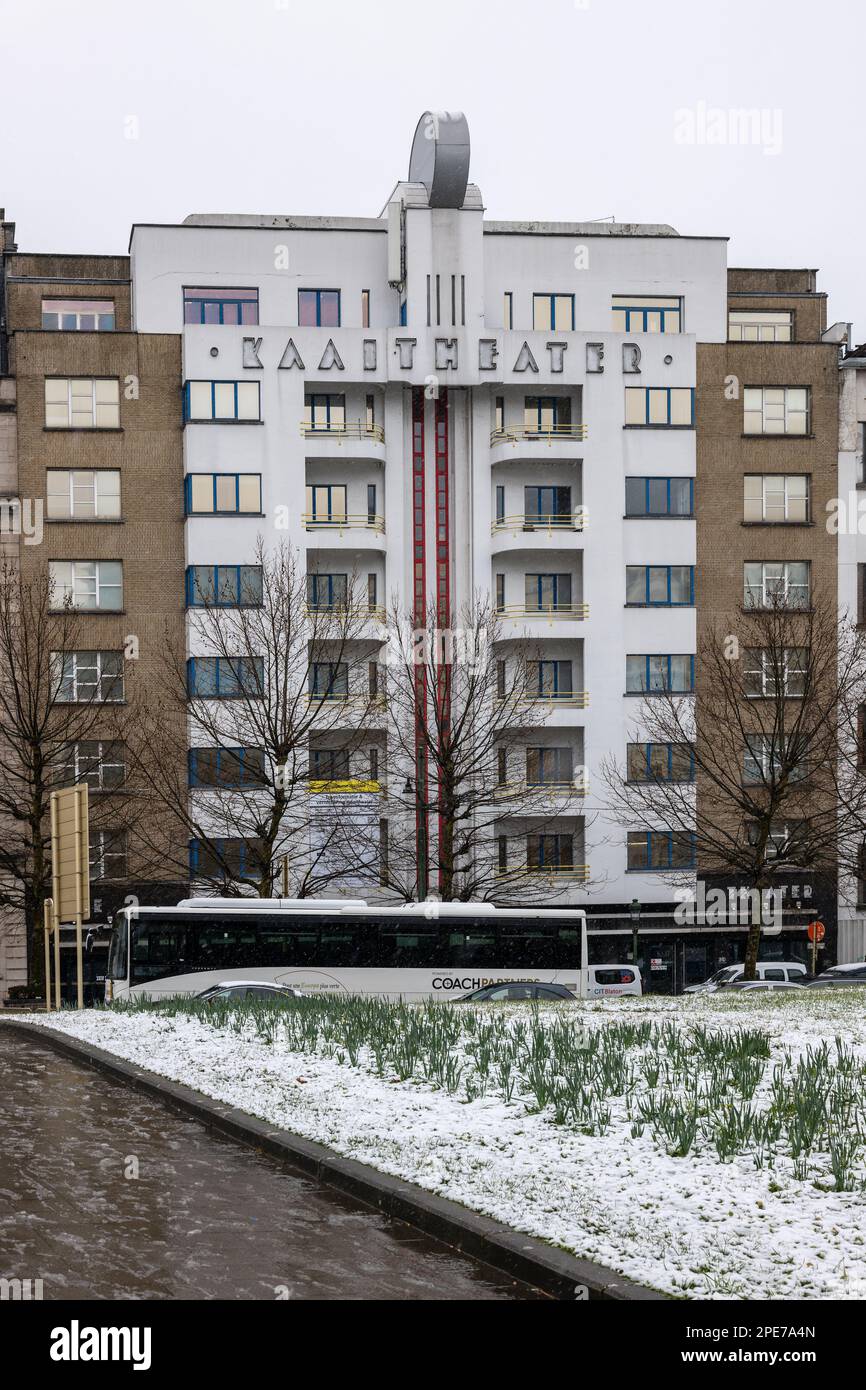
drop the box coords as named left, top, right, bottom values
left=189, top=838, right=265, bottom=882
left=303, top=394, right=346, bottom=431
left=495, top=574, right=505, bottom=611
left=90, top=829, right=128, bottom=881
left=528, top=660, right=573, bottom=699
left=42, top=299, right=115, bottom=331
left=746, top=822, right=791, bottom=861
left=307, top=574, right=348, bottom=610
left=361, top=290, right=370, bottom=328
left=59, top=740, right=126, bottom=791
left=744, top=562, right=810, bottom=610
left=525, top=397, right=571, bottom=433
left=626, top=566, right=694, bottom=606
left=860, top=566, right=866, bottom=627
left=186, top=566, right=263, bottom=608
left=369, top=748, right=379, bottom=782
left=298, top=289, right=341, bottom=327
left=744, top=736, right=807, bottom=785
left=46, top=470, right=120, bottom=520
left=49, top=561, right=122, bottom=611
left=183, top=288, right=259, bottom=325
left=527, top=747, right=573, bottom=786
left=495, top=485, right=506, bottom=523
left=744, top=475, right=810, bottom=523
left=184, top=381, right=261, bottom=422
left=186, top=474, right=262, bottom=515
left=532, top=294, right=574, bottom=331
left=743, top=648, right=808, bottom=699
left=367, top=484, right=377, bottom=525
left=503, top=292, right=514, bottom=329
left=524, top=486, right=572, bottom=525
left=525, top=573, right=572, bottom=612
left=305, top=484, right=347, bottom=524
left=627, top=744, right=695, bottom=783
left=187, top=658, right=264, bottom=699
left=367, top=573, right=377, bottom=610
left=310, top=749, right=351, bottom=782
left=497, top=748, right=508, bottom=785
left=309, top=663, right=349, bottom=701
left=625, top=387, right=694, bottom=427
left=626, top=655, right=695, bottom=694
left=528, top=834, right=574, bottom=869
left=496, top=660, right=506, bottom=700
left=55, top=650, right=124, bottom=703
left=628, top=831, right=696, bottom=871
left=495, top=396, right=505, bottom=432
left=625, top=477, right=693, bottom=517
left=728, top=311, right=792, bottom=343
left=743, top=387, right=809, bottom=435
left=45, top=378, right=119, bottom=429
left=368, top=662, right=379, bottom=698
left=612, top=295, right=682, bottom=334
left=365, top=394, right=375, bottom=431
left=189, top=747, right=266, bottom=788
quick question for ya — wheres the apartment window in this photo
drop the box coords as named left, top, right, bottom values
left=183, top=288, right=259, bottom=325
left=186, top=473, right=262, bottom=515
left=305, top=484, right=347, bottom=523
left=728, top=311, right=792, bottom=343
left=307, top=573, right=348, bottom=610
left=525, top=397, right=571, bottom=433
left=496, top=660, right=506, bottom=699
left=495, top=486, right=506, bottom=524
left=525, top=573, right=572, bottom=612
left=612, top=295, right=682, bottom=334
left=187, top=657, right=264, bottom=699
left=46, top=470, right=120, bottom=520
left=495, top=396, right=505, bottom=432
left=528, top=834, right=574, bottom=869
left=309, top=663, right=349, bottom=701
left=626, top=566, right=694, bottom=607
left=310, top=749, right=351, bottom=782
left=367, top=573, right=378, bottom=610
left=361, top=290, right=370, bottom=328
left=625, top=387, right=694, bottom=427
left=365, top=394, right=375, bottom=431
left=367, top=484, right=377, bottom=525
left=860, top=566, right=866, bottom=626
left=532, top=294, right=574, bottom=332
left=189, top=747, right=266, bottom=789
left=525, top=486, right=572, bottom=525
left=303, top=394, right=346, bottom=431
left=746, top=822, right=791, bottom=861
left=298, top=289, right=341, bottom=327
left=744, top=736, right=807, bottom=786
left=527, top=747, right=573, bottom=786
left=189, top=838, right=265, bottom=883
left=743, top=387, right=810, bottom=435
left=744, top=648, right=808, bottom=699
left=45, top=378, right=120, bottom=429
left=90, top=829, right=128, bottom=881
left=59, top=740, right=125, bottom=792
left=743, top=475, right=810, bottom=524
left=495, top=574, right=505, bottom=612
left=503, top=293, right=514, bottom=330
left=628, top=831, right=696, bottom=871
left=529, top=660, right=573, bottom=699
left=186, top=565, right=263, bottom=608
left=42, top=299, right=115, bottom=331
left=55, top=650, right=124, bottom=703
left=369, top=748, right=379, bottom=782
left=744, top=562, right=810, bottom=610
left=626, top=655, right=695, bottom=694
left=627, top=744, right=695, bottom=784
left=49, top=561, right=122, bottom=612
left=368, top=662, right=379, bottom=698
left=184, top=381, right=261, bottom=422
left=498, top=835, right=508, bottom=872
left=625, top=477, right=693, bottom=518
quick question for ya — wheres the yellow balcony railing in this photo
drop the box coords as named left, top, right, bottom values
left=301, top=421, right=385, bottom=443
left=306, top=692, right=387, bottom=710
left=497, top=603, right=589, bottom=622
left=492, top=512, right=587, bottom=535
left=303, top=514, right=386, bottom=534
left=496, top=777, right=589, bottom=800
left=305, top=604, right=387, bottom=624
left=491, top=424, right=588, bottom=446
left=512, top=693, right=590, bottom=710
left=496, top=864, right=591, bottom=882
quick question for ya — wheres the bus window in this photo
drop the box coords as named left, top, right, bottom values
left=447, top=929, right=497, bottom=968
left=257, top=925, right=319, bottom=966
left=131, top=923, right=187, bottom=982
left=194, top=924, right=258, bottom=972
left=377, top=925, right=441, bottom=967
left=499, top=924, right=557, bottom=968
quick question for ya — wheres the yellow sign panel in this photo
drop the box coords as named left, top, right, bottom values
left=50, top=783, right=90, bottom=923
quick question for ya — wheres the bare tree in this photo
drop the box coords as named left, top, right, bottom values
left=602, top=590, right=866, bottom=977
left=125, top=540, right=383, bottom=898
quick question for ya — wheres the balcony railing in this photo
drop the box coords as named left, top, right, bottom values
left=491, top=424, right=588, bottom=446
left=511, top=693, right=590, bottom=710
left=496, top=777, right=589, bottom=799
left=306, top=692, right=387, bottom=710
left=496, top=864, right=591, bottom=882
left=303, top=514, right=386, bottom=534
left=492, top=511, right=587, bottom=535
left=301, top=421, right=385, bottom=443
left=497, top=603, right=589, bottom=622
left=305, top=604, right=387, bottom=624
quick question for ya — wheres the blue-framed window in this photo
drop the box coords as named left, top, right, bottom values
left=627, top=744, right=695, bottom=784
left=307, top=574, right=348, bottom=609
left=303, top=394, right=346, bottom=431
left=528, top=833, right=574, bottom=869
left=628, top=831, right=696, bottom=871
left=310, top=749, right=351, bottom=780
left=184, top=381, right=261, bottom=422
left=624, top=387, right=694, bottom=427
left=626, top=566, right=694, bottom=607
left=188, top=747, right=266, bottom=788
left=185, top=474, right=262, bottom=515
left=298, top=289, right=341, bottom=328
left=625, top=477, right=694, bottom=518
left=400, top=298, right=408, bottom=327
left=189, top=837, right=266, bottom=882
left=532, top=294, right=574, bottom=331
left=524, top=396, right=572, bottom=432
left=309, top=662, right=349, bottom=701
left=183, top=288, right=259, bottom=326
left=186, top=566, right=263, bottom=608
left=525, top=486, right=572, bottom=524
left=626, top=655, right=695, bottom=694
left=528, top=660, right=573, bottom=699
left=612, top=296, right=682, bottom=334
left=187, top=657, right=264, bottom=699
left=525, top=573, right=573, bottom=611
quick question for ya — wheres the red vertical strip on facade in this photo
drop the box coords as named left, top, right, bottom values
left=411, top=387, right=429, bottom=897
left=434, top=391, right=451, bottom=893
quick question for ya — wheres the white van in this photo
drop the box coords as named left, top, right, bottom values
left=587, top=965, right=643, bottom=998
left=685, top=962, right=808, bottom=995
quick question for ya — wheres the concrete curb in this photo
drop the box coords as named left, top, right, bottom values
left=3, top=1021, right=668, bottom=1302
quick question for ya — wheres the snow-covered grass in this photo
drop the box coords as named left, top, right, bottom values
left=5, top=991, right=866, bottom=1300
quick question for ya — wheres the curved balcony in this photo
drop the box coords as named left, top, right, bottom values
left=305, top=603, right=387, bottom=630
left=496, top=864, right=591, bottom=884
left=495, top=776, right=589, bottom=801
left=490, top=424, right=588, bottom=467
left=301, top=420, right=386, bottom=464
left=496, top=603, right=589, bottom=629
left=303, top=514, right=387, bottom=551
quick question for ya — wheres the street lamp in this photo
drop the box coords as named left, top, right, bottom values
left=630, top=899, right=641, bottom=966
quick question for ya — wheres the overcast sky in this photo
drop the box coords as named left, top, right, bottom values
left=1, top=0, right=862, bottom=338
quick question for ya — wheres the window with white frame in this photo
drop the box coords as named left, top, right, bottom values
left=728, top=311, right=792, bottom=343
left=612, top=295, right=682, bottom=333
left=743, top=474, right=810, bottom=523
left=746, top=821, right=791, bottom=860
left=46, top=470, right=121, bottom=520
left=49, top=561, right=123, bottom=611
left=743, top=648, right=808, bottom=698
left=54, top=650, right=124, bottom=703
left=743, top=561, right=810, bottom=609
left=42, top=299, right=115, bottom=331
left=89, top=829, right=128, bottom=880
left=59, top=740, right=126, bottom=791
left=743, top=735, right=807, bottom=785
left=743, top=387, right=809, bottom=435
left=184, top=380, right=261, bottom=422
left=45, top=378, right=120, bottom=429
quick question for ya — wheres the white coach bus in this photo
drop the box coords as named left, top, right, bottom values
left=104, top=899, right=638, bottom=1003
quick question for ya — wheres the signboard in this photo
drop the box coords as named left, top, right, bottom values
left=807, top=922, right=826, bottom=945
left=50, top=784, right=90, bottom=922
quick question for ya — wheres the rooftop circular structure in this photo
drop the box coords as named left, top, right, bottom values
left=408, top=111, right=471, bottom=209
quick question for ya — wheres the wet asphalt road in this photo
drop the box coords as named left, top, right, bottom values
left=0, top=1031, right=545, bottom=1300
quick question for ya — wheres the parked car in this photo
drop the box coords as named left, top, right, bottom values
left=718, top=979, right=806, bottom=994
left=453, top=966, right=643, bottom=1004
left=195, top=981, right=307, bottom=1004
left=805, top=964, right=866, bottom=989
left=685, top=962, right=809, bottom=994
left=453, top=982, right=577, bottom=1004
